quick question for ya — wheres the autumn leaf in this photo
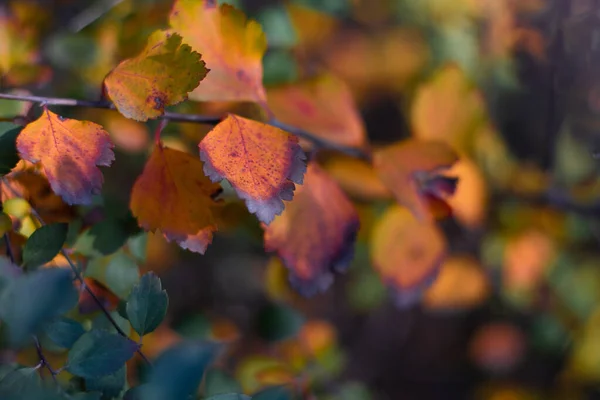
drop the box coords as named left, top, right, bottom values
left=371, top=205, right=447, bottom=307
left=130, top=144, right=222, bottom=253
left=16, top=109, right=115, bottom=205
left=199, top=114, right=306, bottom=224
left=373, top=139, right=459, bottom=222
left=264, top=163, right=359, bottom=295
left=170, top=0, right=267, bottom=103
left=267, top=73, right=366, bottom=149
left=103, top=30, right=207, bottom=121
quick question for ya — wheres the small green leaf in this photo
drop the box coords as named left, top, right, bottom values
left=126, top=272, right=168, bottom=336
left=22, top=223, right=68, bottom=268
left=257, top=303, right=304, bottom=342
left=43, top=316, right=86, bottom=349
left=74, top=217, right=139, bottom=257
left=206, top=394, right=251, bottom=400
left=0, top=267, right=77, bottom=347
left=67, top=330, right=138, bottom=379
left=205, top=369, right=242, bottom=397
left=92, top=310, right=131, bottom=335
left=253, top=386, right=294, bottom=400
left=0, top=123, right=21, bottom=176
left=140, top=340, right=218, bottom=400
left=86, top=252, right=140, bottom=299
left=85, top=365, right=126, bottom=398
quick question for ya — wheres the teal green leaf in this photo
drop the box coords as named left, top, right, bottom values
left=85, top=365, right=126, bottom=398
left=0, top=123, right=22, bottom=176
left=43, top=316, right=86, bottom=349
left=0, top=267, right=77, bottom=347
left=140, top=340, right=218, bottom=400
left=92, top=310, right=131, bottom=334
left=253, top=386, right=293, bottom=400
left=0, top=367, right=43, bottom=400
left=126, top=272, right=168, bottom=336
left=67, top=330, right=138, bottom=379
left=72, top=393, right=103, bottom=400
left=22, top=223, right=68, bottom=268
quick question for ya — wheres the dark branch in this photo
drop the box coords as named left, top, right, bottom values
left=0, top=92, right=370, bottom=160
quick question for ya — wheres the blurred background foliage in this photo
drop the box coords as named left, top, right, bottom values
left=2, top=0, right=600, bottom=399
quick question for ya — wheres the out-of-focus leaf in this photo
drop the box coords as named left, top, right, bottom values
left=257, top=303, right=304, bottom=342
left=200, top=114, right=306, bottom=224
left=0, top=367, right=43, bottom=400
left=42, top=316, right=86, bottom=349
left=140, top=340, right=218, bottom=400
left=0, top=267, right=77, bottom=346
left=104, top=30, right=207, bottom=121
left=321, top=154, right=391, bottom=201
left=170, top=0, right=267, bottom=103
left=85, top=252, right=140, bottom=299
left=0, top=123, right=21, bottom=176
left=85, top=366, right=126, bottom=399
left=206, top=394, right=251, bottom=400
left=370, top=206, right=446, bottom=307
left=126, top=272, right=168, bottom=336
left=264, top=163, right=358, bottom=294
left=67, top=330, right=138, bottom=379
left=205, top=369, right=243, bottom=397
left=252, top=386, right=294, bottom=400
left=22, top=223, right=68, bottom=268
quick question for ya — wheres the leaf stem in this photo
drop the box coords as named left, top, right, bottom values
left=0, top=178, right=152, bottom=366
left=0, top=92, right=369, bottom=160
left=33, top=335, right=59, bottom=384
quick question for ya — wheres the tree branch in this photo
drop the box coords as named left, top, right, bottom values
left=0, top=92, right=370, bottom=160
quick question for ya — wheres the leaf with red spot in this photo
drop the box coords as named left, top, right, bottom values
left=103, top=30, right=208, bottom=121
left=264, top=163, right=359, bottom=296
left=16, top=109, right=114, bottom=205
left=371, top=205, right=447, bottom=307
left=130, top=144, right=222, bottom=253
left=267, top=73, right=366, bottom=149
left=169, top=0, right=267, bottom=103
left=199, top=114, right=306, bottom=224
left=373, top=139, right=459, bottom=222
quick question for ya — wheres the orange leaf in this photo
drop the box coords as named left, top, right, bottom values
left=371, top=206, right=446, bottom=307
left=264, top=163, right=359, bottom=295
left=16, top=109, right=114, bottom=205
left=130, top=144, right=222, bottom=254
left=267, top=73, right=366, bottom=148
left=199, top=114, right=306, bottom=224
left=104, top=30, right=207, bottom=121
left=373, top=139, right=458, bottom=222
left=170, top=0, right=267, bottom=103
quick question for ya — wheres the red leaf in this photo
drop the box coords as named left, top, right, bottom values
left=264, top=163, right=359, bottom=295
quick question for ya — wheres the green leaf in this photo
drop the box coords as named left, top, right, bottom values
left=206, top=394, right=251, bottom=400
left=85, top=365, right=126, bottom=398
left=0, top=123, right=21, bottom=176
left=0, top=256, right=21, bottom=294
left=74, top=217, right=139, bottom=257
left=253, top=386, right=294, bottom=400
left=127, top=233, right=148, bottom=262
left=257, top=303, right=304, bottom=342
left=0, top=267, right=78, bottom=347
left=67, top=330, right=138, bottom=379
left=22, top=223, right=68, bottom=269
left=126, top=272, right=168, bottom=336
left=71, top=393, right=103, bottom=400
left=205, top=369, right=242, bottom=397
left=92, top=310, right=131, bottom=335
left=86, top=252, right=140, bottom=299
left=43, top=316, right=86, bottom=349
left=140, top=340, right=218, bottom=400
left=0, top=367, right=43, bottom=400
left=257, top=5, right=297, bottom=48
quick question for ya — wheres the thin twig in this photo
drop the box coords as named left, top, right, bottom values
left=1, top=178, right=151, bottom=365
left=33, top=335, right=59, bottom=384
left=0, top=92, right=369, bottom=159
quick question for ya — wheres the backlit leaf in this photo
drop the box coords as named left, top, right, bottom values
left=126, top=272, right=168, bottom=336
left=170, top=0, right=267, bottom=103
left=16, top=109, right=115, bottom=205
left=200, top=114, right=306, bottom=224
left=67, top=330, right=138, bottom=379
left=267, top=74, right=366, bottom=148
left=373, top=139, right=458, bottom=222
left=370, top=206, right=447, bottom=307
left=104, top=30, right=207, bottom=121
left=22, top=222, right=68, bottom=268
left=130, top=144, right=222, bottom=253
left=264, top=163, right=358, bottom=294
